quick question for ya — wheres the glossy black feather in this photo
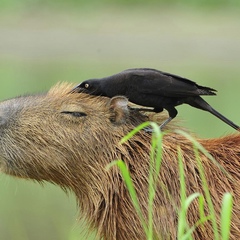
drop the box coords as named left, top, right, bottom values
left=72, top=68, right=239, bottom=130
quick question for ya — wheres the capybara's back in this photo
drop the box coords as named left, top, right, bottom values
left=0, top=83, right=239, bottom=240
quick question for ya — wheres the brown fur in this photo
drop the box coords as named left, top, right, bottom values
left=0, top=83, right=239, bottom=239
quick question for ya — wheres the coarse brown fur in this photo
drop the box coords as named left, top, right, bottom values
left=0, top=83, right=239, bottom=239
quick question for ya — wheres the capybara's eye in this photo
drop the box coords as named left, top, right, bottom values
left=85, top=83, right=89, bottom=89
left=61, top=111, right=87, bottom=117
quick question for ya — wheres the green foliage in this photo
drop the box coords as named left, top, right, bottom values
left=107, top=160, right=149, bottom=235
left=221, top=193, right=233, bottom=240
left=109, top=122, right=164, bottom=239
left=108, top=122, right=234, bottom=239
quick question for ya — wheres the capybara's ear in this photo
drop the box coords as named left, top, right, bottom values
left=109, top=96, right=129, bottom=125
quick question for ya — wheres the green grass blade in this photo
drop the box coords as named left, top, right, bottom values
left=185, top=193, right=201, bottom=211
left=176, top=130, right=221, bottom=239
left=194, top=146, right=219, bottom=240
left=198, top=194, right=205, bottom=220
left=178, top=146, right=202, bottom=240
left=106, top=160, right=148, bottom=236
left=147, top=122, right=164, bottom=240
left=152, top=124, right=164, bottom=179
left=221, top=193, right=233, bottom=240
left=148, top=140, right=155, bottom=240
left=177, top=147, right=187, bottom=239
left=175, top=130, right=231, bottom=179
left=120, top=121, right=164, bottom=239
left=182, top=215, right=211, bottom=240
left=120, top=121, right=151, bottom=144
left=112, top=124, right=233, bottom=240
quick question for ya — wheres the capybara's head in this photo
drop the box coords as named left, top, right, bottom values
left=0, top=83, right=158, bottom=239
left=0, top=83, right=149, bottom=183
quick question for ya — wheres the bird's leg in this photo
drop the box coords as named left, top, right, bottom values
left=159, top=117, right=173, bottom=130
left=144, top=117, right=173, bottom=133
left=144, top=107, right=177, bottom=133
left=140, top=107, right=164, bottom=132
left=159, top=107, right=177, bottom=130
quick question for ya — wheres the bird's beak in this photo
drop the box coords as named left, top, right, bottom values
left=69, top=85, right=86, bottom=94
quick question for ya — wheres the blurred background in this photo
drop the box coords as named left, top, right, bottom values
left=0, top=0, right=239, bottom=239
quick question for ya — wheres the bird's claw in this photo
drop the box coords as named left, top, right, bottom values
left=143, top=126, right=164, bottom=133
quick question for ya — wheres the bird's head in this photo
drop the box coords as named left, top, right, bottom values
left=71, top=79, right=106, bottom=96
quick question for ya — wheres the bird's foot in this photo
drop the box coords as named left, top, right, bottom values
left=143, top=126, right=155, bottom=133
left=143, top=126, right=165, bottom=133
left=159, top=117, right=173, bottom=130
left=143, top=117, right=173, bottom=133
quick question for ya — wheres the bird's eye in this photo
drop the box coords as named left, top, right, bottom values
left=61, top=111, right=87, bottom=117
left=85, top=83, right=90, bottom=89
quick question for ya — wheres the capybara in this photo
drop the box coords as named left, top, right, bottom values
left=0, top=83, right=239, bottom=240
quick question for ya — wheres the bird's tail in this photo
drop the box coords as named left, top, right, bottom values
left=208, top=107, right=240, bottom=131
left=197, top=85, right=217, bottom=96
left=187, top=97, right=240, bottom=131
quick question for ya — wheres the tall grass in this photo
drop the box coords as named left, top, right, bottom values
left=107, top=122, right=233, bottom=240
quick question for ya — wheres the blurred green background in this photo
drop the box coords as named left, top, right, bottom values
left=0, top=1, right=239, bottom=239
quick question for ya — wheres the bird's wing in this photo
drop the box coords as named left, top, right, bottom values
left=130, top=70, right=216, bottom=97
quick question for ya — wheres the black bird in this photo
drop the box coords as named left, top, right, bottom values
left=72, top=68, right=239, bottom=130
